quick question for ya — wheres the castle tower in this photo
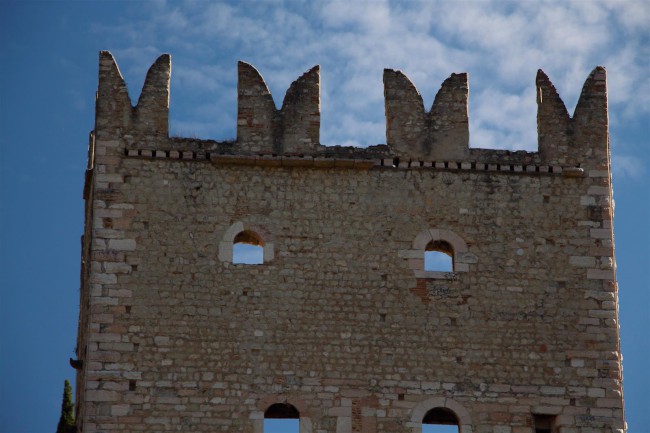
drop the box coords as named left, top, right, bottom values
left=74, top=52, right=625, bottom=432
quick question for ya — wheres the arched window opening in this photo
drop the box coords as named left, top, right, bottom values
left=264, top=403, right=299, bottom=433
left=422, top=407, right=460, bottom=433
left=233, top=230, right=264, bottom=264
left=424, top=240, right=454, bottom=272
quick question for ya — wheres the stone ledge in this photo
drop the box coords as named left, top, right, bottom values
left=412, top=270, right=458, bottom=279
left=124, top=148, right=580, bottom=174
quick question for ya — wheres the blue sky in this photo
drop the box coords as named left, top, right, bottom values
left=0, top=1, right=648, bottom=432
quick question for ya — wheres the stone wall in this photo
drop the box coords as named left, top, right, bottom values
left=74, top=51, right=625, bottom=433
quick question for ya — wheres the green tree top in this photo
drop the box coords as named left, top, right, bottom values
left=56, top=379, right=76, bottom=433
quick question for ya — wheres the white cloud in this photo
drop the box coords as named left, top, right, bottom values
left=92, top=0, right=649, bottom=151
left=614, top=0, right=650, bottom=30
left=174, top=64, right=232, bottom=92
left=611, top=154, right=645, bottom=180
left=321, top=0, right=392, bottom=33
left=470, top=86, right=538, bottom=150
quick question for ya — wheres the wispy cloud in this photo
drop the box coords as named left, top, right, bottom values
left=90, top=0, right=649, bottom=150
left=612, top=154, right=645, bottom=181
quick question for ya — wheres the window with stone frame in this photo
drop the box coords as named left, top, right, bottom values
left=401, top=228, right=475, bottom=280
left=219, top=221, right=275, bottom=265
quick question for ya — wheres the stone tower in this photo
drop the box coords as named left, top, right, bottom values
left=74, top=51, right=625, bottom=432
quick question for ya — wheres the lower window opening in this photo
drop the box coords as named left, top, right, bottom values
left=264, top=403, right=299, bottom=433
left=264, top=419, right=299, bottom=433
left=422, top=426, right=458, bottom=433
left=424, top=240, right=454, bottom=272
left=233, top=230, right=264, bottom=264
left=533, top=414, right=556, bottom=433
left=423, top=407, right=459, bottom=433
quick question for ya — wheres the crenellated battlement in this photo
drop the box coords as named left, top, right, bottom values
left=536, top=67, right=608, bottom=166
left=237, top=61, right=321, bottom=155
left=93, top=51, right=609, bottom=170
left=95, top=51, right=171, bottom=138
left=384, top=69, right=469, bottom=161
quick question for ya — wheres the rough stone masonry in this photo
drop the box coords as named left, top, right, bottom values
left=73, top=51, right=625, bottom=432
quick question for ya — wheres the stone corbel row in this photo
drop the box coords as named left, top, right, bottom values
left=125, top=147, right=585, bottom=177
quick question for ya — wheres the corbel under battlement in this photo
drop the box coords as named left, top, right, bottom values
left=92, top=51, right=609, bottom=170
left=122, top=145, right=589, bottom=178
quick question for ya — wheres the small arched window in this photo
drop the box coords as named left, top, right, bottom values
left=400, top=228, right=475, bottom=279
left=219, top=222, right=274, bottom=265
left=233, top=230, right=264, bottom=264
left=264, top=403, right=299, bottom=433
left=425, top=240, right=454, bottom=272
left=422, top=407, right=459, bottom=433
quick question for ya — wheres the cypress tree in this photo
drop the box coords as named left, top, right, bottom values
left=56, top=379, right=76, bottom=433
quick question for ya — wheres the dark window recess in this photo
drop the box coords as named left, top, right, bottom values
left=264, top=403, right=300, bottom=419
left=423, top=407, right=459, bottom=425
left=534, top=414, right=555, bottom=433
